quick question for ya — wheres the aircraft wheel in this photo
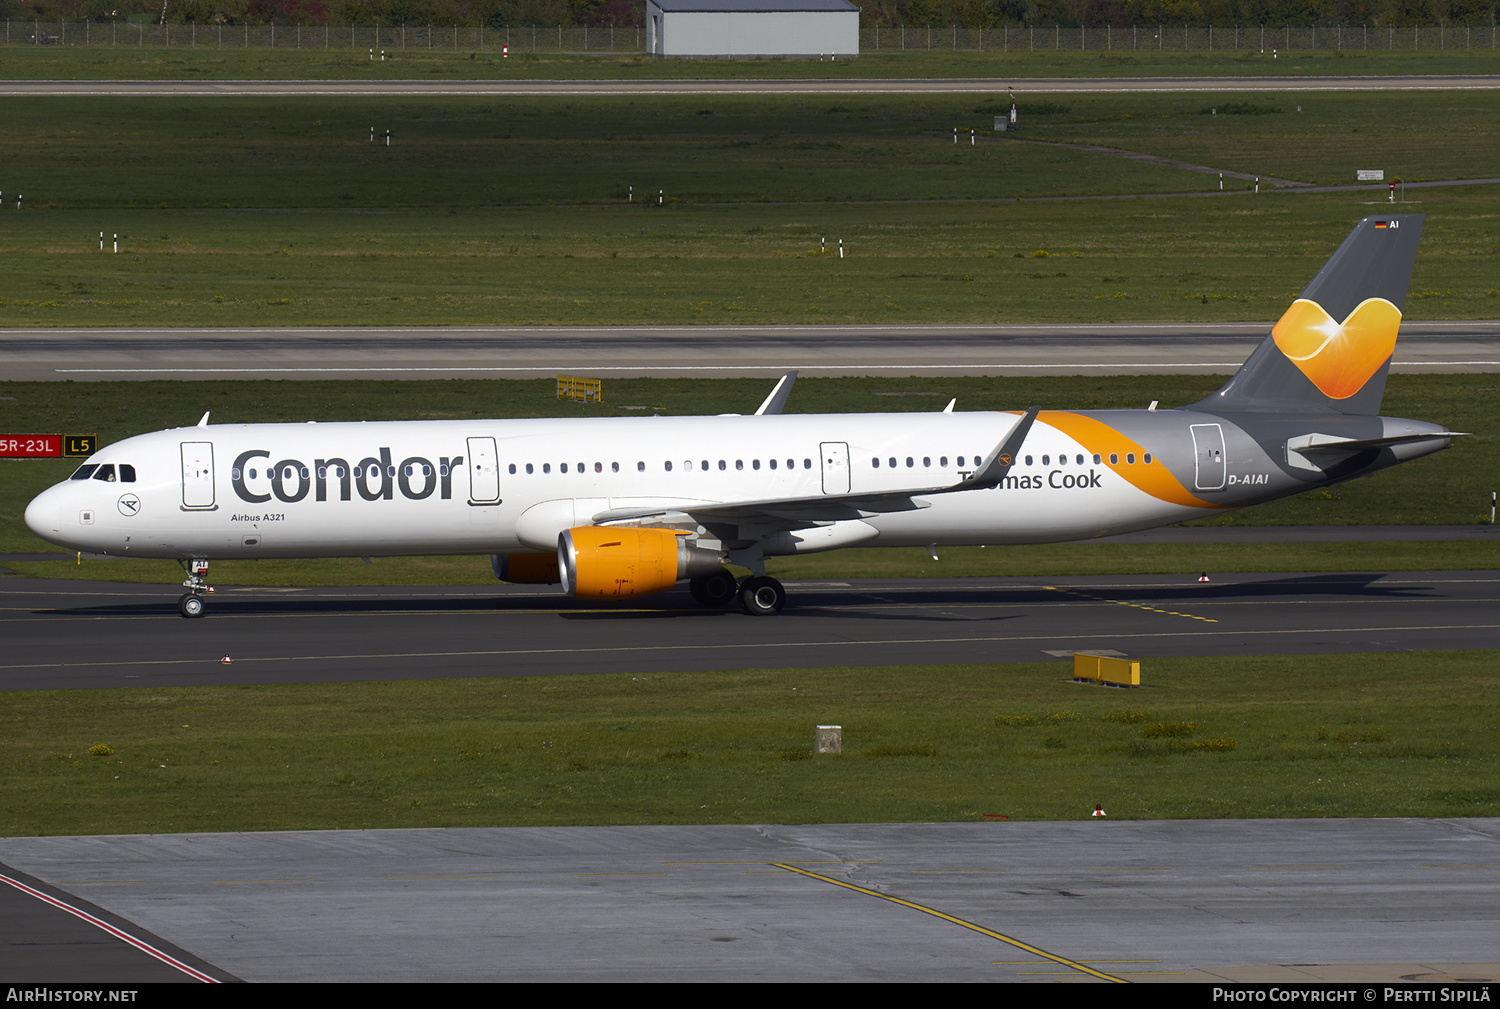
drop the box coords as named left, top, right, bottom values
left=692, top=569, right=739, bottom=607
left=738, top=576, right=786, bottom=616
left=178, top=593, right=206, bottom=619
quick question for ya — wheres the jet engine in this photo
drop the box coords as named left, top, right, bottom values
left=491, top=553, right=561, bottom=584
left=559, top=526, right=721, bottom=599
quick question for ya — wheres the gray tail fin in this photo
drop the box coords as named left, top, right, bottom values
left=1193, top=214, right=1423, bottom=416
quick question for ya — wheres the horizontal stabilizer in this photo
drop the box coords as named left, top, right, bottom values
left=1285, top=430, right=1458, bottom=472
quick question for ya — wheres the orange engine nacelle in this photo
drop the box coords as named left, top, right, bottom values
left=491, top=553, right=561, bottom=584
left=559, top=526, right=720, bottom=600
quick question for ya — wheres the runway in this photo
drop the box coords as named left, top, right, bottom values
left=2, top=74, right=1498, bottom=96
left=6, top=321, right=1500, bottom=381
left=3, top=818, right=1497, bottom=983
left=1, top=569, right=1496, bottom=691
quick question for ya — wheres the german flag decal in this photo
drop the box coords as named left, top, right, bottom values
left=1270, top=297, right=1401, bottom=400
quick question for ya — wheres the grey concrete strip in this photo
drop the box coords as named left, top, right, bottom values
left=2, top=571, right=1497, bottom=690
left=0, top=819, right=1495, bottom=982
left=5, top=322, right=1499, bottom=380
left=1, top=75, right=1498, bottom=96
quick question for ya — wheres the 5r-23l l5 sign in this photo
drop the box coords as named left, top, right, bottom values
left=0, top=434, right=96, bottom=459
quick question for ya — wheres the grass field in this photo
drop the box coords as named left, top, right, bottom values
left=3, top=652, right=1495, bottom=836
left=1, top=43, right=1497, bottom=80
left=0, top=89, right=1495, bottom=327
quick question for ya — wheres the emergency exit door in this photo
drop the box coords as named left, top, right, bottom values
left=820, top=442, right=850, bottom=495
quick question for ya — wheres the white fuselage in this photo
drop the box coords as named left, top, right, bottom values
left=24, top=410, right=1228, bottom=562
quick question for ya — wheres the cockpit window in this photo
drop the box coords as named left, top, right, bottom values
left=92, top=465, right=117, bottom=482
left=119, top=464, right=136, bottom=483
left=69, top=464, right=98, bottom=481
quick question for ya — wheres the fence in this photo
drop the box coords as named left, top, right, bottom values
left=864, top=22, right=1496, bottom=51
left=3, top=20, right=1494, bottom=53
left=4, top=21, right=644, bottom=52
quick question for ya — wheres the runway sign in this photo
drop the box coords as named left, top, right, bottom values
left=0, top=434, right=96, bottom=459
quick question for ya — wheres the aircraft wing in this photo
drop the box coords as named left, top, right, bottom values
left=590, top=407, right=1039, bottom=536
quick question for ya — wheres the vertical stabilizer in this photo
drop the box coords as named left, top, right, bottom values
left=1194, top=215, right=1423, bottom=416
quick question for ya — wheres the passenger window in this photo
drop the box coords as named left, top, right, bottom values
left=119, top=464, right=136, bottom=482
left=905, top=457, right=913, bottom=468
left=1024, top=456, right=1033, bottom=467
left=665, top=461, right=673, bottom=472
left=872, top=458, right=880, bottom=468
left=561, top=463, right=569, bottom=473
left=804, top=459, right=812, bottom=469
left=508, top=464, right=516, bottom=474
left=636, top=461, right=644, bottom=472
left=1127, top=453, right=1136, bottom=464
left=923, top=457, right=930, bottom=467
left=543, top=463, right=551, bottom=474
left=770, top=459, right=778, bottom=470
left=736, top=460, right=744, bottom=471
left=525, top=463, right=533, bottom=475
left=1144, top=453, right=1153, bottom=464
left=1110, top=454, right=1119, bottom=465
left=1093, top=454, right=1102, bottom=465
left=957, top=456, right=965, bottom=467
left=752, top=460, right=760, bottom=470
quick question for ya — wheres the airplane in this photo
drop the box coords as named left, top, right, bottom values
left=25, top=214, right=1455, bottom=618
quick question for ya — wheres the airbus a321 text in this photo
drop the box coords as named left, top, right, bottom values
left=26, top=215, right=1455, bottom=618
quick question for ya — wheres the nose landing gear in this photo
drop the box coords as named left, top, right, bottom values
left=177, top=558, right=212, bottom=618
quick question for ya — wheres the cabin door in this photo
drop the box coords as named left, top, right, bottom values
left=1190, top=424, right=1227, bottom=491
left=180, top=441, right=216, bottom=510
left=467, top=436, right=501, bottom=504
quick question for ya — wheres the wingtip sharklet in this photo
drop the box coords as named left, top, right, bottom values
left=956, top=406, right=1040, bottom=492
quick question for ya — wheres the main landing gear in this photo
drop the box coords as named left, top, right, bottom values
left=689, top=569, right=786, bottom=616
left=177, top=558, right=212, bottom=618
left=737, top=576, right=786, bottom=616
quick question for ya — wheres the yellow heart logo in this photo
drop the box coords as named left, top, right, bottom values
left=1271, top=297, right=1402, bottom=400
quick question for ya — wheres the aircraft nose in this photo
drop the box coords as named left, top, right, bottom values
left=24, top=487, right=62, bottom=542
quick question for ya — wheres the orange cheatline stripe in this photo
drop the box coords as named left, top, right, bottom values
left=1026, top=411, right=1226, bottom=510
left=771, top=863, right=1128, bottom=984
